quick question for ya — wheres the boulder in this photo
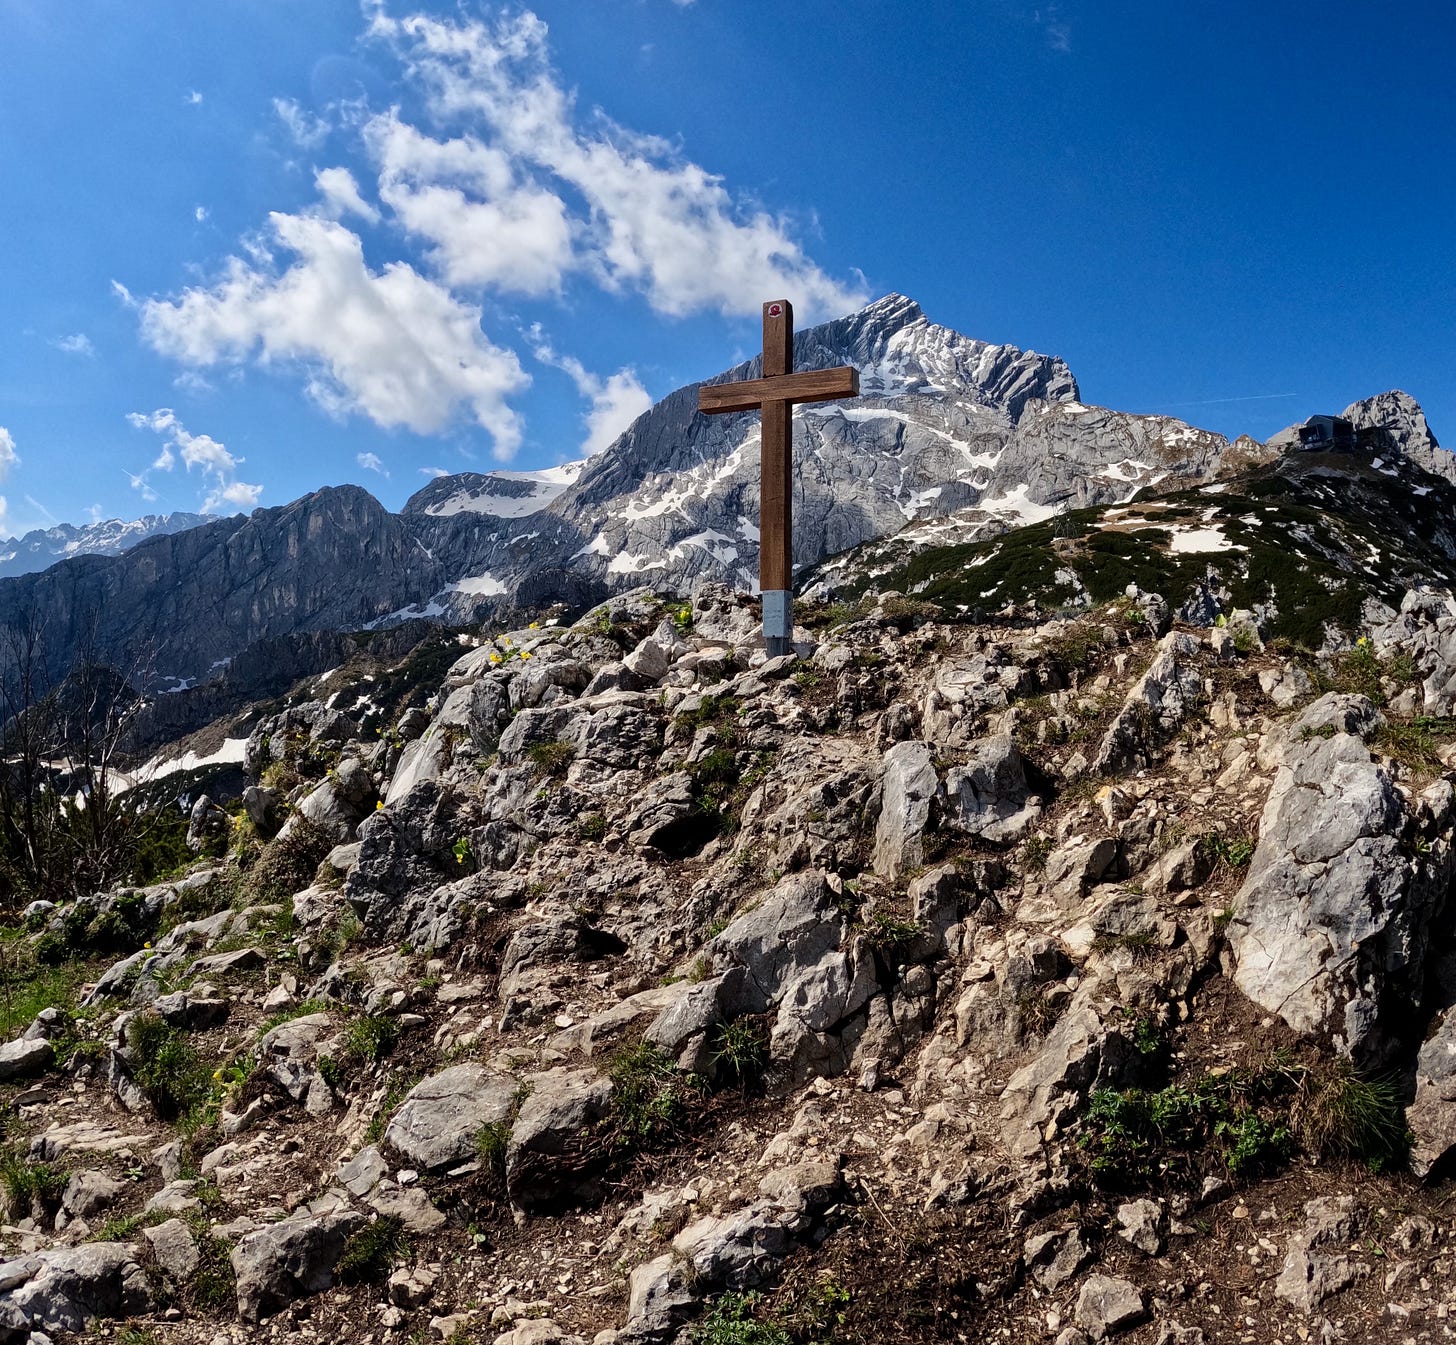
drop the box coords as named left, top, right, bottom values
left=505, top=1068, right=613, bottom=1211
left=940, top=736, right=1041, bottom=841
left=999, top=993, right=1134, bottom=1161
left=1091, top=632, right=1201, bottom=774
left=0, top=1243, right=151, bottom=1336
left=1228, top=694, right=1452, bottom=1059
left=1024, top=1226, right=1094, bottom=1290
left=1074, top=1274, right=1147, bottom=1338
left=0, top=1036, right=53, bottom=1081
left=384, top=1064, right=519, bottom=1174
left=144, top=1218, right=201, bottom=1282
left=873, top=741, right=937, bottom=878
left=1408, top=1002, right=1456, bottom=1176
left=61, top=1170, right=126, bottom=1220
left=230, top=1209, right=364, bottom=1322
left=1274, top=1197, right=1365, bottom=1312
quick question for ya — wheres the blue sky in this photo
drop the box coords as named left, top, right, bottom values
left=1, top=0, right=1452, bottom=537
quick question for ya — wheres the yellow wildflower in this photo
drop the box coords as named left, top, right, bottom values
left=520, top=651, right=533, bottom=661
left=489, top=653, right=503, bottom=665
left=528, top=621, right=540, bottom=630
left=143, top=941, right=152, bottom=949
left=375, top=800, right=384, bottom=810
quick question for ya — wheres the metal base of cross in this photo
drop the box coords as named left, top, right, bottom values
left=763, top=589, right=793, bottom=659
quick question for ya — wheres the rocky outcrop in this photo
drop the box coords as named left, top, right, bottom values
left=0, top=1244, right=151, bottom=1337
left=231, top=1210, right=364, bottom=1322
left=384, top=1064, right=520, bottom=1174
left=1228, top=694, right=1455, bottom=1059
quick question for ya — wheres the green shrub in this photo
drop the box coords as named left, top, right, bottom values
left=577, top=813, right=608, bottom=842
left=691, top=1293, right=791, bottom=1345
left=0, top=1148, right=67, bottom=1217
left=608, top=1042, right=704, bottom=1149
left=127, top=1013, right=215, bottom=1123
left=343, top=1014, right=400, bottom=1065
left=861, top=912, right=922, bottom=957
left=526, top=740, right=576, bottom=777
left=1021, top=835, right=1053, bottom=872
left=1293, top=1060, right=1407, bottom=1169
left=476, top=1121, right=511, bottom=1178
left=185, top=1212, right=237, bottom=1312
left=709, top=1017, right=769, bottom=1089
left=336, top=1215, right=409, bottom=1285
left=1082, top=1064, right=1296, bottom=1188
left=245, top=816, right=333, bottom=905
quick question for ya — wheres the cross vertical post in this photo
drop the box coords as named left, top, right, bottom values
left=698, top=299, right=860, bottom=658
left=759, top=300, right=794, bottom=656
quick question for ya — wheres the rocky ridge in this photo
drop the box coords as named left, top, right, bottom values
left=9, top=577, right=1456, bottom=1343
left=0, top=293, right=1269, bottom=698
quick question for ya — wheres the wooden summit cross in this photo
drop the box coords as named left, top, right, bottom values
left=699, top=299, right=860, bottom=656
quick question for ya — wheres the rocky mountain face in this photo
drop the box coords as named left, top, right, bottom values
left=0, top=513, right=210, bottom=581
left=0, top=294, right=1272, bottom=695
left=10, top=582, right=1456, bottom=1343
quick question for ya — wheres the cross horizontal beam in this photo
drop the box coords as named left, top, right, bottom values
left=698, top=365, right=860, bottom=416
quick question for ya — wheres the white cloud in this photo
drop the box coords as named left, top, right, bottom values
left=0, top=497, right=8, bottom=535
left=420, top=466, right=449, bottom=477
left=86, top=503, right=104, bottom=524
left=357, top=450, right=388, bottom=475
left=274, top=97, right=329, bottom=149
left=138, top=212, right=529, bottom=453
left=127, top=409, right=263, bottom=514
left=532, top=331, right=652, bottom=456
left=53, top=333, right=95, bottom=356
left=186, top=90, right=204, bottom=106
left=315, top=166, right=381, bottom=224
left=195, top=206, right=209, bottom=223
left=1034, top=7, right=1072, bottom=52
left=364, top=111, right=573, bottom=295
left=0, top=427, right=19, bottom=481
left=365, top=7, right=866, bottom=320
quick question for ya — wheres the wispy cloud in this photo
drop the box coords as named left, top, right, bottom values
left=1034, top=6, right=1072, bottom=52
left=365, top=6, right=867, bottom=319
left=357, top=450, right=388, bottom=476
left=315, top=166, right=381, bottom=224
left=186, top=90, right=204, bottom=106
left=139, top=213, right=529, bottom=454
left=273, top=96, right=329, bottom=149
left=126, top=408, right=263, bottom=512
left=53, top=333, right=95, bottom=356
left=531, top=326, right=651, bottom=456
left=0, top=428, right=18, bottom=483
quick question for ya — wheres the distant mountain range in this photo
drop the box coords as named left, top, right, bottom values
left=0, top=292, right=1447, bottom=707
left=0, top=512, right=211, bottom=580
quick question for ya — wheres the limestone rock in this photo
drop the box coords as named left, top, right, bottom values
left=385, top=1064, right=520, bottom=1174
left=61, top=1170, right=126, bottom=1220
left=144, top=1218, right=201, bottom=1282
left=1229, top=693, right=1451, bottom=1058
left=940, top=735, right=1041, bottom=841
left=0, top=1243, right=152, bottom=1336
left=230, top=1209, right=364, bottom=1322
left=1091, top=633, right=1201, bottom=774
left=873, top=740, right=937, bottom=878
left=506, top=1068, right=614, bottom=1211
left=1275, top=1196, right=1366, bottom=1312
left=1074, top=1273, right=1147, bottom=1338
left=0, top=1036, right=54, bottom=1081
left=1024, top=1225, right=1094, bottom=1290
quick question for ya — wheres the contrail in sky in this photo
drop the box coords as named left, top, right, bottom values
left=1157, top=393, right=1301, bottom=408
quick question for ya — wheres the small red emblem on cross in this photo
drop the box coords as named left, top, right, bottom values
left=767, top=303, right=783, bottom=316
